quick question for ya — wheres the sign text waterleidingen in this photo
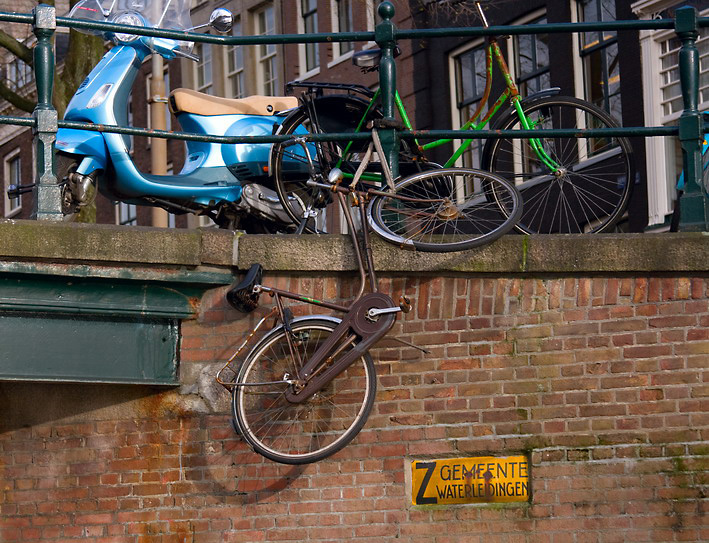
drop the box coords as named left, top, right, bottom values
left=411, top=455, right=530, bottom=505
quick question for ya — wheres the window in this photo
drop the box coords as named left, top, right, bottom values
left=5, top=58, right=32, bottom=91
left=513, top=16, right=550, bottom=97
left=450, top=43, right=487, bottom=168
left=299, top=0, right=319, bottom=74
left=577, top=0, right=621, bottom=120
left=117, top=202, right=137, bottom=226
left=195, top=42, right=213, bottom=95
left=255, top=5, right=278, bottom=96
left=333, top=0, right=354, bottom=57
left=4, top=152, right=22, bottom=216
left=659, top=28, right=708, bottom=117
left=226, top=20, right=245, bottom=98
left=631, top=1, right=708, bottom=228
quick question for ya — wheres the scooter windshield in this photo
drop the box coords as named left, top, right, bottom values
left=69, top=0, right=193, bottom=53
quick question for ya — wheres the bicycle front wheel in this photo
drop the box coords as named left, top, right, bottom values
left=367, top=168, right=522, bottom=252
left=232, top=318, right=376, bottom=464
left=482, top=96, right=634, bottom=234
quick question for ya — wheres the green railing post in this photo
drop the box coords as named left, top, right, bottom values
left=375, top=1, right=399, bottom=180
left=31, top=4, right=62, bottom=221
left=675, top=6, right=708, bottom=231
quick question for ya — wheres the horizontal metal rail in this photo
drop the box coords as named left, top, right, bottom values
left=38, top=14, right=709, bottom=42
left=1, top=114, right=707, bottom=143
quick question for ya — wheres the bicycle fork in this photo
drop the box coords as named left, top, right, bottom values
left=512, top=98, right=563, bottom=174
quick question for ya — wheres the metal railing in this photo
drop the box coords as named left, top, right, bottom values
left=0, top=2, right=707, bottom=223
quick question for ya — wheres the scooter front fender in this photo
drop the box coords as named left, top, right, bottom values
left=56, top=128, right=108, bottom=172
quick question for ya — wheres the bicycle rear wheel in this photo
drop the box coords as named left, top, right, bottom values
left=482, top=96, right=634, bottom=234
left=367, top=168, right=522, bottom=252
left=232, top=318, right=376, bottom=464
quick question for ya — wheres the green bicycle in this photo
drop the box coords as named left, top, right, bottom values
left=270, top=0, right=634, bottom=236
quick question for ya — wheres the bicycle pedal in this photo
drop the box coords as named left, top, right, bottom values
left=226, top=263, right=263, bottom=313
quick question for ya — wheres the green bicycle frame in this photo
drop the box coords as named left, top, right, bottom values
left=334, top=36, right=561, bottom=182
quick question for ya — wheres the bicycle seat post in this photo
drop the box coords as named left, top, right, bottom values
left=337, top=191, right=368, bottom=301
left=357, top=195, right=378, bottom=292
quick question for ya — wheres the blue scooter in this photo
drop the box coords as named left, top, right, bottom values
left=51, top=0, right=302, bottom=231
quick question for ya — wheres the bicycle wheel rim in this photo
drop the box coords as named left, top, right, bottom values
left=233, top=319, right=376, bottom=464
left=484, top=96, right=634, bottom=234
left=368, top=168, right=522, bottom=252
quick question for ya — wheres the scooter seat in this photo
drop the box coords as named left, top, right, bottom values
left=169, top=88, right=298, bottom=116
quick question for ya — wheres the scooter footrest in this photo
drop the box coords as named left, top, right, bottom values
left=226, top=263, right=263, bottom=313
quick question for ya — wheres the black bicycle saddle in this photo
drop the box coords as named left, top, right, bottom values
left=226, top=263, right=263, bottom=313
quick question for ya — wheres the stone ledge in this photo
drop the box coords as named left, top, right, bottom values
left=238, top=232, right=709, bottom=274
left=0, top=219, right=707, bottom=275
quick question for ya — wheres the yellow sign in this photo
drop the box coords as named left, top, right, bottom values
left=411, top=455, right=529, bottom=505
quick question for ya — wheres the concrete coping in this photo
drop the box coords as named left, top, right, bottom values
left=0, top=219, right=707, bottom=276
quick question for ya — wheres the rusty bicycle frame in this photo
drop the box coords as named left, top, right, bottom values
left=216, top=132, right=425, bottom=400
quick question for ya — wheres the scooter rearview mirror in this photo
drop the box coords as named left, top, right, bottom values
left=209, top=8, right=233, bottom=33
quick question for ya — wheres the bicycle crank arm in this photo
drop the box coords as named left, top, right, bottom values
left=367, top=306, right=401, bottom=318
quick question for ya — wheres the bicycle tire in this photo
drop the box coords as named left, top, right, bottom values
left=481, top=96, right=634, bottom=234
left=270, top=107, right=333, bottom=233
left=232, top=317, right=376, bottom=464
left=367, top=167, right=522, bottom=252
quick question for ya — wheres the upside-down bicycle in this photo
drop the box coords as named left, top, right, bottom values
left=216, top=131, right=522, bottom=464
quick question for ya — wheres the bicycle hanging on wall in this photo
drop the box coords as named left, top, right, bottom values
left=216, top=130, right=522, bottom=464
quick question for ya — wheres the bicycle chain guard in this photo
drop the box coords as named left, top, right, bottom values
left=284, top=292, right=397, bottom=404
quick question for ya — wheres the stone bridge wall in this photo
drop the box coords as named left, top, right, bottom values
left=0, top=223, right=707, bottom=542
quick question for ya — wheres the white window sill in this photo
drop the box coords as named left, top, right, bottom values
left=327, top=50, right=354, bottom=69
left=4, top=207, right=21, bottom=219
left=299, top=67, right=321, bottom=80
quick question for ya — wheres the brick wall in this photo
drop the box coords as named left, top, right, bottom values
left=1, top=269, right=707, bottom=542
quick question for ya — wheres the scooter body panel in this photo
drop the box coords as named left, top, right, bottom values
left=55, top=129, right=108, bottom=172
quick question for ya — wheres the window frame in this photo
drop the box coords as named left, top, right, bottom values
left=329, top=0, right=355, bottom=66
left=3, top=149, right=22, bottom=217
left=116, top=202, right=137, bottom=226
left=225, top=19, right=245, bottom=99
left=255, top=4, right=279, bottom=96
left=511, top=13, right=551, bottom=98
left=297, top=0, right=320, bottom=78
left=576, top=0, right=622, bottom=119
left=630, top=0, right=708, bottom=228
left=194, top=42, right=214, bottom=95
left=448, top=39, right=487, bottom=169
